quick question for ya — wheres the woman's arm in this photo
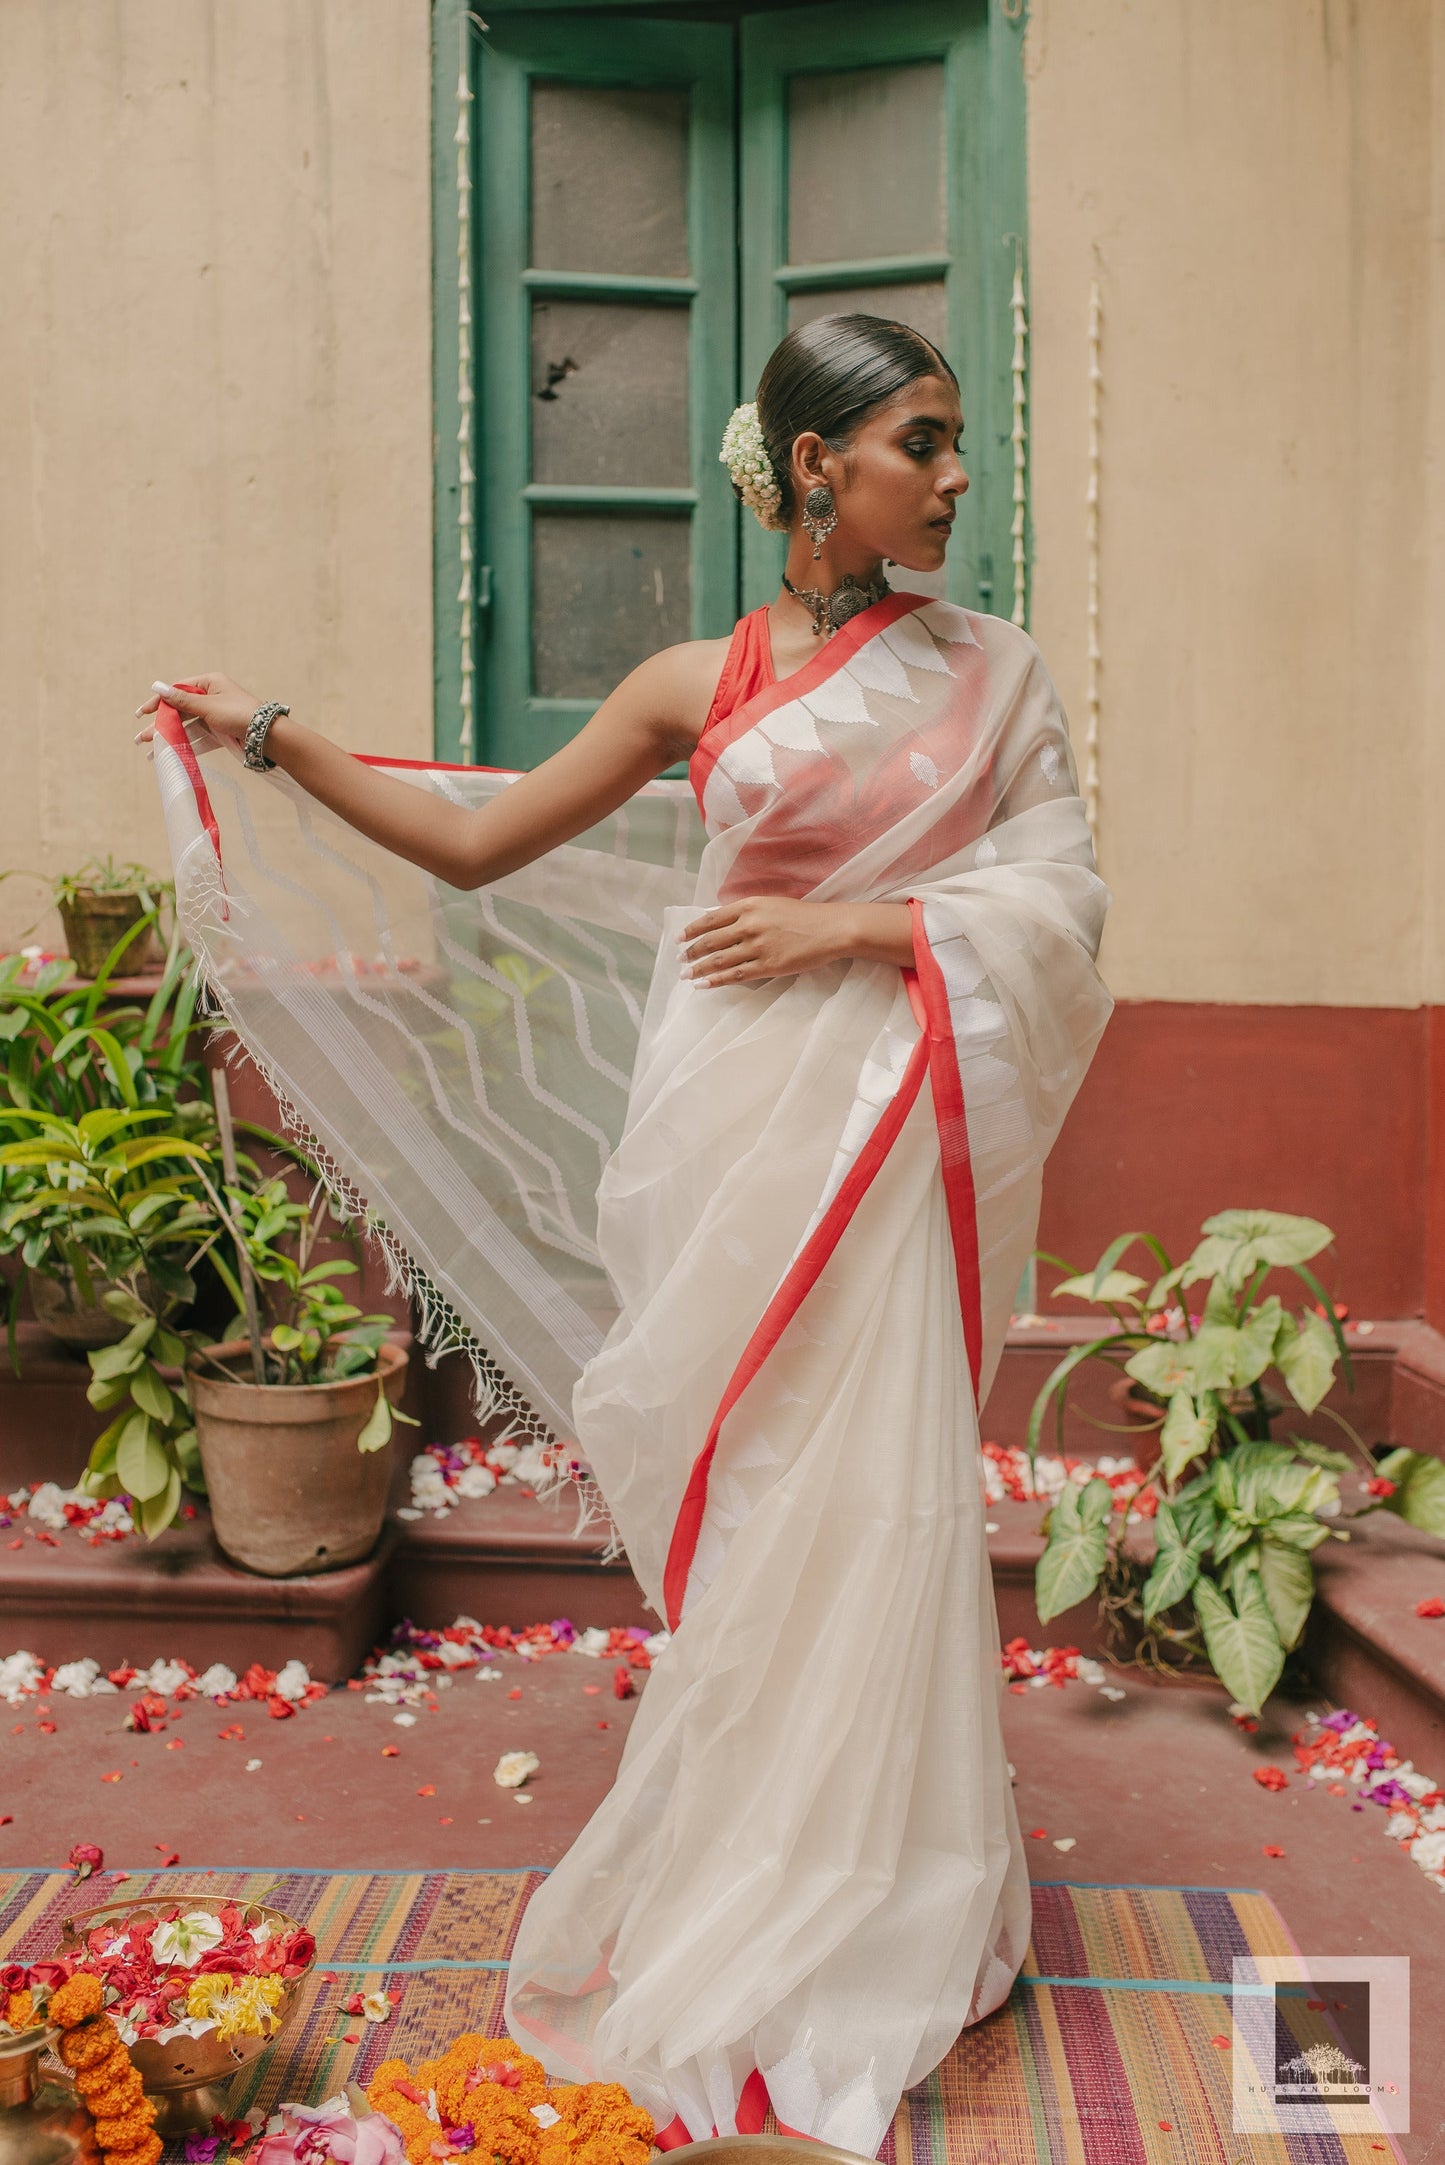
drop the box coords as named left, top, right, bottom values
left=135, top=646, right=714, bottom=890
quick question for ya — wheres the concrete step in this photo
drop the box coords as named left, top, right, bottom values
left=0, top=1499, right=397, bottom=1681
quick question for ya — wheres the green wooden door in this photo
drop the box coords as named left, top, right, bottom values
left=739, top=0, right=1011, bottom=616
left=476, top=17, right=737, bottom=771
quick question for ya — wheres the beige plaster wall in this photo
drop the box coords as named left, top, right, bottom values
left=1025, top=0, right=1441, bottom=1007
left=0, top=0, right=434, bottom=956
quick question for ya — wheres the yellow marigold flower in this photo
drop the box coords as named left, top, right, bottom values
left=49, top=1975, right=104, bottom=2028
left=185, top=1972, right=283, bottom=2043
left=4, top=1989, right=36, bottom=2030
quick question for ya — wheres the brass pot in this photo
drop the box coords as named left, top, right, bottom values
left=661, top=2142, right=877, bottom=2165
left=0, top=2026, right=97, bottom=2165
left=187, top=1339, right=408, bottom=1576
left=55, top=1893, right=312, bottom=2136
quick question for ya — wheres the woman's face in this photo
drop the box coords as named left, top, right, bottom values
left=796, top=372, right=969, bottom=573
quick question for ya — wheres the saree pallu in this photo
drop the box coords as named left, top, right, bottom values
left=154, top=593, right=1113, bottom=2157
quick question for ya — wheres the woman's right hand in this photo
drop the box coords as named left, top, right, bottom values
left=134, top=672, right=261, bottom=752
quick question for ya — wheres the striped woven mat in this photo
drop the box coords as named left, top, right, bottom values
left=0, top=1869, right=1398, bottom=2164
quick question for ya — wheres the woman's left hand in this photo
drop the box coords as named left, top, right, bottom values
left=678, top=897, right=851, bottom=987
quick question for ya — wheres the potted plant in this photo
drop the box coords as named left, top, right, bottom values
left=78, top=1161, right=414, bottom=1573
left=183, top=1174, right=414, bottom=1576
left=50, top=858, right=171, bottom=979
left=1029, top=1208, right=1445, bottom=1713
left=0, top=930, right=208, bottom=1347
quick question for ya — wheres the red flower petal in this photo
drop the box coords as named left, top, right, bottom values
left=1262, top=1844, right=1286, bottom=1858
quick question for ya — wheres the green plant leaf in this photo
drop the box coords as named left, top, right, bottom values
left=1185, top=1210, right=1333, bottom=1293
left=1160, top=1389, right=1217, bottom=1483
left=1257, top=1533, right=1316, bottom=1651
left=115, top=1412, right=170, bottom=1501
left=1274, top=1309, right=1340, bottom=1414
left=1052, top=1269, right=1147, bottom=1306
left=355, top=1381, right=393, bottom=1454
left=1125, top=1340, right=1199, bottom=1397
left=1140, top=1510, right=1208, bottom=1620
left=1191, top=1571, right=1285, bottom=1714
left=1373, top=1448, right=1445, bottom=1539
left=138, top=1463, right=182, bottom=1539
left=84, top=1411, right=130, bottom=1483
left=270, top=1324, right=304, bottom=1351
left=130, top=1362, right=176, bottom=1423
left=172, top=1426, right=204, bottom=1488
left=101, top=1285, right=152, bottom=1325
left=1232, top=1297, right=1284, bottom=1386
left=85, top=1372, right=133, bottom=1411
left=87, top=1341, right=145, bottom=1382
left=1034, top=1477, right=1113, bottom=1623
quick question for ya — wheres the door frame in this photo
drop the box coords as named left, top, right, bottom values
left=431, top=0, right=1028, bottom=761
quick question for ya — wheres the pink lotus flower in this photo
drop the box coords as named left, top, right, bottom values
left=254, top=2099, right=406, bottom=2165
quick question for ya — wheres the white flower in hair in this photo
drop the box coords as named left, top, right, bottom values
left=720, top=401, right=787, bottom=531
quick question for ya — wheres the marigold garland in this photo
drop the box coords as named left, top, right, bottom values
left=48, top=1968, right=161, bottom=2165
left=367, top=2036, right=654, bottom=2165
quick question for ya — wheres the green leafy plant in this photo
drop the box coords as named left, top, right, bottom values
left=48, top=857, right=172, bottom=912
left=78, top=1174, right=416, bottom=1536
left=0, top=922, right=205, bottom=1119
left=0, top=1104, right=221, bottom=1534
left=1030, top=1208, right=1445, bottom=1714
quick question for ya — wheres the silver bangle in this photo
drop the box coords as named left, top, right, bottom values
left=243, top=701, right=290, bottom=772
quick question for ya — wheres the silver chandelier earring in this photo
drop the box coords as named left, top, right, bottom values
left=802, top=485, right=838, bottom=560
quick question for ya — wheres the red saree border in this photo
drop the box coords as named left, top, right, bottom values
left=907, top=897, right=984, bottom=1399
left=688, top=590, right=931, bottom=813
left=156, top=692, right=224, bottom=867
left=660, top=975, right=932, bottom=1634
left=654, top=2066, right=813, bottom=2147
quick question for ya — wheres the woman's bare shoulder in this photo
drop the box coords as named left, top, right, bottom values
left=612, top=635, right=736, bottom=753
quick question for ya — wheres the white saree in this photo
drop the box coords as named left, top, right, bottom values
left=155, top=592, right=1112, bottom=2157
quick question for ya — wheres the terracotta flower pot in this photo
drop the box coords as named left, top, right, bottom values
left=29, top=1270, right=132, bottom=1349
left=57, top=890, right=162, bottom=978
left=187, top=1339, right=408, bottom=1577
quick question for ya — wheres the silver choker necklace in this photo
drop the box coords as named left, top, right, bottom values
left=782, top=569, right=889, bottom=638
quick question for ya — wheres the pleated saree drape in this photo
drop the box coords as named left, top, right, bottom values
left=155, top=592, right=1113, bottom=2156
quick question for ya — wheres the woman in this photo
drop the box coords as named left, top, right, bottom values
left=138, top=315, right=1113, bottom=2156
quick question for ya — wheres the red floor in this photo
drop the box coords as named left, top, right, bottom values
left=2, top=1651, right=1441, bottom=2158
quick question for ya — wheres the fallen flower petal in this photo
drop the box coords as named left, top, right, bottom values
left=1416, top=1596, right=1445, bottom=1619
left=1210, top=2036, right=1230, bottom=2049
left=1027, top=1827, right=1047, bottom=1840
left=613, top=1665, right=636, bottom=1701
left=494, top=1751, right=540, bottom=1790
left=416, top=1784, right=436, bottom=1798
left=68, top=1842, right=103, bottom=1883
left=1262, top=1845, right=1286, bottom=1858
left=1252, top=1767, right=1290, bottom=1791
left=1052, top=1837, right=1077, bottom=1852
left=381, top=1746, right=400, bottom=1758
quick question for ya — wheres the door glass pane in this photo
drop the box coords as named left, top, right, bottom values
left=787, top=62, right=945, bottom=263
left=531, top=83, right=690, bottom=275
left=531, top=300, right=690, bottom=488
left=532, top=512, right=692, bottom=700
left=788, top=280, right=947, bottom=350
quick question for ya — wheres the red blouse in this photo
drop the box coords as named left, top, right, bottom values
left=700, top=605, right=775, bottom=737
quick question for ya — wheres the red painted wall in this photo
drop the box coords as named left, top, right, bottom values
left=1038, top=1003, right=1430, bottom=1320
